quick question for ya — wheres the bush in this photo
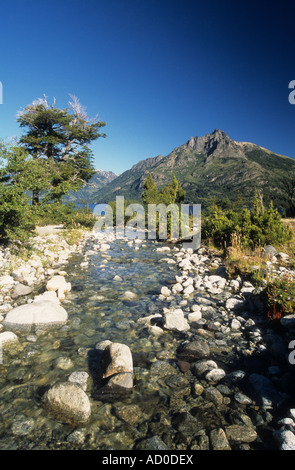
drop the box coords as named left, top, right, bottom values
left=265, top=275, right=295, bottom=321
left=0, top=186, right=35, bottom=243
left=202, top=191, right=293, bottom=249
left=31, top=202, right=96, bottom=230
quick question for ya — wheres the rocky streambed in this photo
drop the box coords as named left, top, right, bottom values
left=0, top=230, right=295, bottom=450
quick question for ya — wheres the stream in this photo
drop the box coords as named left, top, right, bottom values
left=0, top=235, right=293, bottom=450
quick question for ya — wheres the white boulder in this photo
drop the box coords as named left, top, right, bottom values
left=3, top=300, right=68, bottom=329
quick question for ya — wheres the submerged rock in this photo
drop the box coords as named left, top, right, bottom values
left=178, top=338, right=211, bottom=362
left=225, top=425, right=257, bottom=444
left=97, top=372, right=133, bottom=401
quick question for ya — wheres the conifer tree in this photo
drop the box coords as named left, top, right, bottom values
left=142, top=173, right=158, bottom=204
left=17, top=95, right=106, bottom=204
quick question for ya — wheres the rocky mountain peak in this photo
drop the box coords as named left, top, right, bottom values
left=184, top=129, right=248, bottom=160
left=186, top=129, right=231, bottom=154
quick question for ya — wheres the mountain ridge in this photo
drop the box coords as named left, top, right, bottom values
left=72, top=130, right=295, bottom=210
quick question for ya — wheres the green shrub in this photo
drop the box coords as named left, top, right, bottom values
left=265, top=275, right=295, bottom=321
left=202, top=191, right=293, bottom=249
left=0, top=186, right=35, bottom=243
left=31, top=202, right=96, bottom=229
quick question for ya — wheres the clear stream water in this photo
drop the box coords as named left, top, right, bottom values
left=0, top=238, right=198, bottom=450
left=0, top=237, right=280, bottom=450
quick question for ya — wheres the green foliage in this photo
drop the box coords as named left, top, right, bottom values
left=202, top=191, right=293, bottom=249
left=141, top=174, right=187, bottom=239
left=142, top=174, right=186, bottom=205
left=0, top=94, right=105, bottom=244
left=0, top=140, right=96, bottom=243
left=142, top=173, right=158, bottom=205
left=158, top=175, right=186, bottom=205
left=31, top=202, right=96, bottom=229
left=265, top=275, right=295, bottom=321
left=0, top=184, right=35, bottom=243
left=0, top=143, right=35, bottom=243
left=107, top=198, right=140, bottom=226
left=16, top=95, right=106, bottom=204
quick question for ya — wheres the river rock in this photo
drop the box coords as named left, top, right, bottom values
left=97, top=372, right=133, bottom=400
left=276, top=252, right=289, bottom=261
left=247, top=373, right=283, bottom=409
left=183, top=284, right=194, bottom=295
left=192, top=359, right=218, bottom=377
left=3, top=300, right=68, bottom=330
left=273, top=429, right=295, bottom=450
left=225, top=297, right=245, bottom=310
left=225, top=425, right=257, bottom=444
left=101, top=342, right=133, bottom=379
left=0, top=275, right=15, bottom=288
left=113, top=404, right=142, bottom=425
left=68, top=371, right=89, bottom=391
left=46, top=275, right=71, bottom=300
left=188, top=311, right=202, bottom=322
left=203, top=386, right=223, bottom=406
left=55, top=356, right=74, bottom=370
left=150, top=360, right=177, bottom=378
left=11, top=414, right=35, bottom=436
left=172, top=283, right=183, bottom=293
left=136, top=435, right=170, bottom=450
left=11, top=283, right=33, bottom=299
left=178, top=338, right=210, bottom=362
left=100, top=243, right=110, bottom=251
left=172, top=411, right=202, bottom=435
left=42, top=382, right=91, bottom=424
left=205, top=368, right=226, bottom=383
left=210, top=428, right=231, bottom=450
left=0, top=331, right=18, bottom=346
left=160, top=286, right=171, bottom=297
left=164, top=309, right=190, bottom=332
left=33, top=291, right=60, bottom=304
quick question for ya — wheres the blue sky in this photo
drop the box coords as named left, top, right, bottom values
left=0, top=0, right=295, bottom=174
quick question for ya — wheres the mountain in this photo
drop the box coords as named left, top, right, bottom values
left=65, top=169, right=118, bottom=204
left=77, top=130, right=295, bottom=210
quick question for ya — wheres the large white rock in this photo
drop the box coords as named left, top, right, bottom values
left=3, top=300, right=68, bottom=329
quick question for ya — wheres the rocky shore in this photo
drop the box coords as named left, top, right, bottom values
left=0, top=229, right=92, bottom=336
left=1, top=229, right=295, bottom=450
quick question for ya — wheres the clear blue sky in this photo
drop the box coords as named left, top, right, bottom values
left=0, top=0, right=295, bottom=174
